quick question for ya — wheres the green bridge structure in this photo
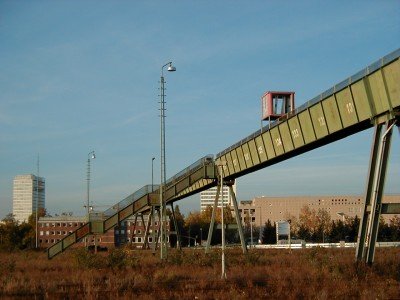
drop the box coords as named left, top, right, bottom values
left=48, top=48, right=400, bottom=265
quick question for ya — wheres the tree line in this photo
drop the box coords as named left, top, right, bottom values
left=261, top=205, right=400, bottom=244
left=1, top=204, right=399, bottom=251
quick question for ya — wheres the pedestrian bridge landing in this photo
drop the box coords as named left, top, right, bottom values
left=48, top=48, right=400, bottom=259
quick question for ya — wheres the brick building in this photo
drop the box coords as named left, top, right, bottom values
left=38, top=213, right=169, bottom=249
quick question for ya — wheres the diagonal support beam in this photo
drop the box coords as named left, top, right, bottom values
left=356, top=120, right=395, bottom=264
left=205, top=184, right=221, bottom=253
left=170, top=202, right=182, bottom=250
left=229, top=184, right=247, bottom=253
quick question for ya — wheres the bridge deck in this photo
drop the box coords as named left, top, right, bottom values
left=216, top=48, right=400, bottom=179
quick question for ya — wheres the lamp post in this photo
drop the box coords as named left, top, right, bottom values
left=87, top=151, right=96, bottom=220
left=216, top=161, right=227, bottom=279
left=86, top=151, right=95, bottom=248
left=159, top=61, right=176, bottom=260
left=151, top=157, right=155, bottom=192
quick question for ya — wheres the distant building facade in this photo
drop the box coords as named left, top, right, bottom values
left=38, top=213, right=169, bottom=249
left=13, top=174, right=45, bottom=223
left=238, top=194, right=400, bottom=227
left=200, top=183, right=236, bottom=211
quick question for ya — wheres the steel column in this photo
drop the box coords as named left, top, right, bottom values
left=356, top=120, right=395, bottom=264
left=205, top=184, right=221, bottom=253
left=129, top=214, right=139, bottom=246
left=229, top=185, right=247, bottom=253
left=170, top=202, right=182, bottom=250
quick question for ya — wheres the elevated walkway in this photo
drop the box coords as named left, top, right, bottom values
left=47, top=155, right=216, bottom=258
left=48, top=48, right=400, bottom=260
left=215, top=48, right=399, bottom=179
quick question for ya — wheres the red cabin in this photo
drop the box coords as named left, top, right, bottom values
left=261, top=91, right=295, bottom=121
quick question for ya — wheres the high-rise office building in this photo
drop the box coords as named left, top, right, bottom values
left=200, top=183, right=236, bottom=211
left=12, top=174, right=45, bottom=223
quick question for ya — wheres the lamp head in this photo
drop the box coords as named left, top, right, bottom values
left=91, top=153, right=96, bottom=159
left=167, top=63, right=176, bottom=72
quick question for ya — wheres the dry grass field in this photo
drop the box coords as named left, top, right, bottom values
left=0, top=247, right=399, bottom=299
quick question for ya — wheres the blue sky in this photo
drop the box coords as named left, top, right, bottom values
left=1, top=1, right=399, bottom=219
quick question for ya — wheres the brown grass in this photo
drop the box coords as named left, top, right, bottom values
left=0, top=247, right=399, bottom=299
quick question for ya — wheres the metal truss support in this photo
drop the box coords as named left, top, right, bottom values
left=170, top=202, right=182, bottom=250
left=356, top=120, right=396, bottom=264
left=205, top=179, right=247, bottom=254
left=156, top=209, right=162, bottom=251
left=205, top=184, right=221, bottom=253
left=228, top=184, right=247, bottom=254
left=129, top=213, right=139, bottom=247
left=143, top=212, right=152, bottom=249
left=151, top=206, right=157, bottom=253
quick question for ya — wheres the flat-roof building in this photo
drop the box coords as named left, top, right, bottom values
left=200, top=183, right=236, bottom=211
left=13, top=174, right=45, bottom=223
left=238, top=194, right=400, bottom=227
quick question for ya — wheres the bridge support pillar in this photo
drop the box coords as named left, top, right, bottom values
left=129, top=213, right=139, bottom=247
left=356, top=120, right=396, bottom=264
left=205, top=179, right=247, bottom=254
left=170, top=202, right=182, bottom=250
left=228, top=184, right=247, bottom=254
left=205, top=184, right=221, bottom=253
left=142, top=212, right=151, bottom=249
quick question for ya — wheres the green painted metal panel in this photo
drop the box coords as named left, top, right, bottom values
left=235, top=147, right=246, bottom=171
left=48, top=242, right=62, bottom=258
left=176, top=177, right=190, bottom=193
left=288, top=116, right=304, bottom=149
left=62, top=233, right=76, bottom=249
left=368, top=70, right=391, bottom=114
left=248, top=139, right=260, bottom=165
left=270, top=127, right=284, bottom=156
left=350, top=80, right=372, bottom=121
left=262, top=131, right=276, bottom=159
left=322, top=96, right=343, bottom=133
left=215, top=156, right=226, bottom=177
left=382, top=59, right=400, bottom=107
left=104, top=214, right=118, bottom=231
left=230, top=149, right=240, bottom=173
left=335, top=87, right=358, bottom=127
left=119, top=205, right=133, bottom=221
left=297, top=110, right=316, bottom=144
left=309, top=103, right=329, bottom=139
left=225, top=152, right=235, bottom=175
left=242, top=143, right=254, bottom=168
left=255, top=135, right=268, bottom=162
left=278, top=122, right=294, bottom=153
left=76, top=223, right=90, bottom=239
left=90, top=221, right=104, bottom=234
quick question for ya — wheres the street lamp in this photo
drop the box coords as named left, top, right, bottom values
left=85, top=150, right=95, bottom=249
left=216, top=161, right=227, bottom=279
left=87, top=150, right=96, bottom=220
left=151, top=157, right=155, bottom=192
left=159, top=61, right=176, bottom=260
